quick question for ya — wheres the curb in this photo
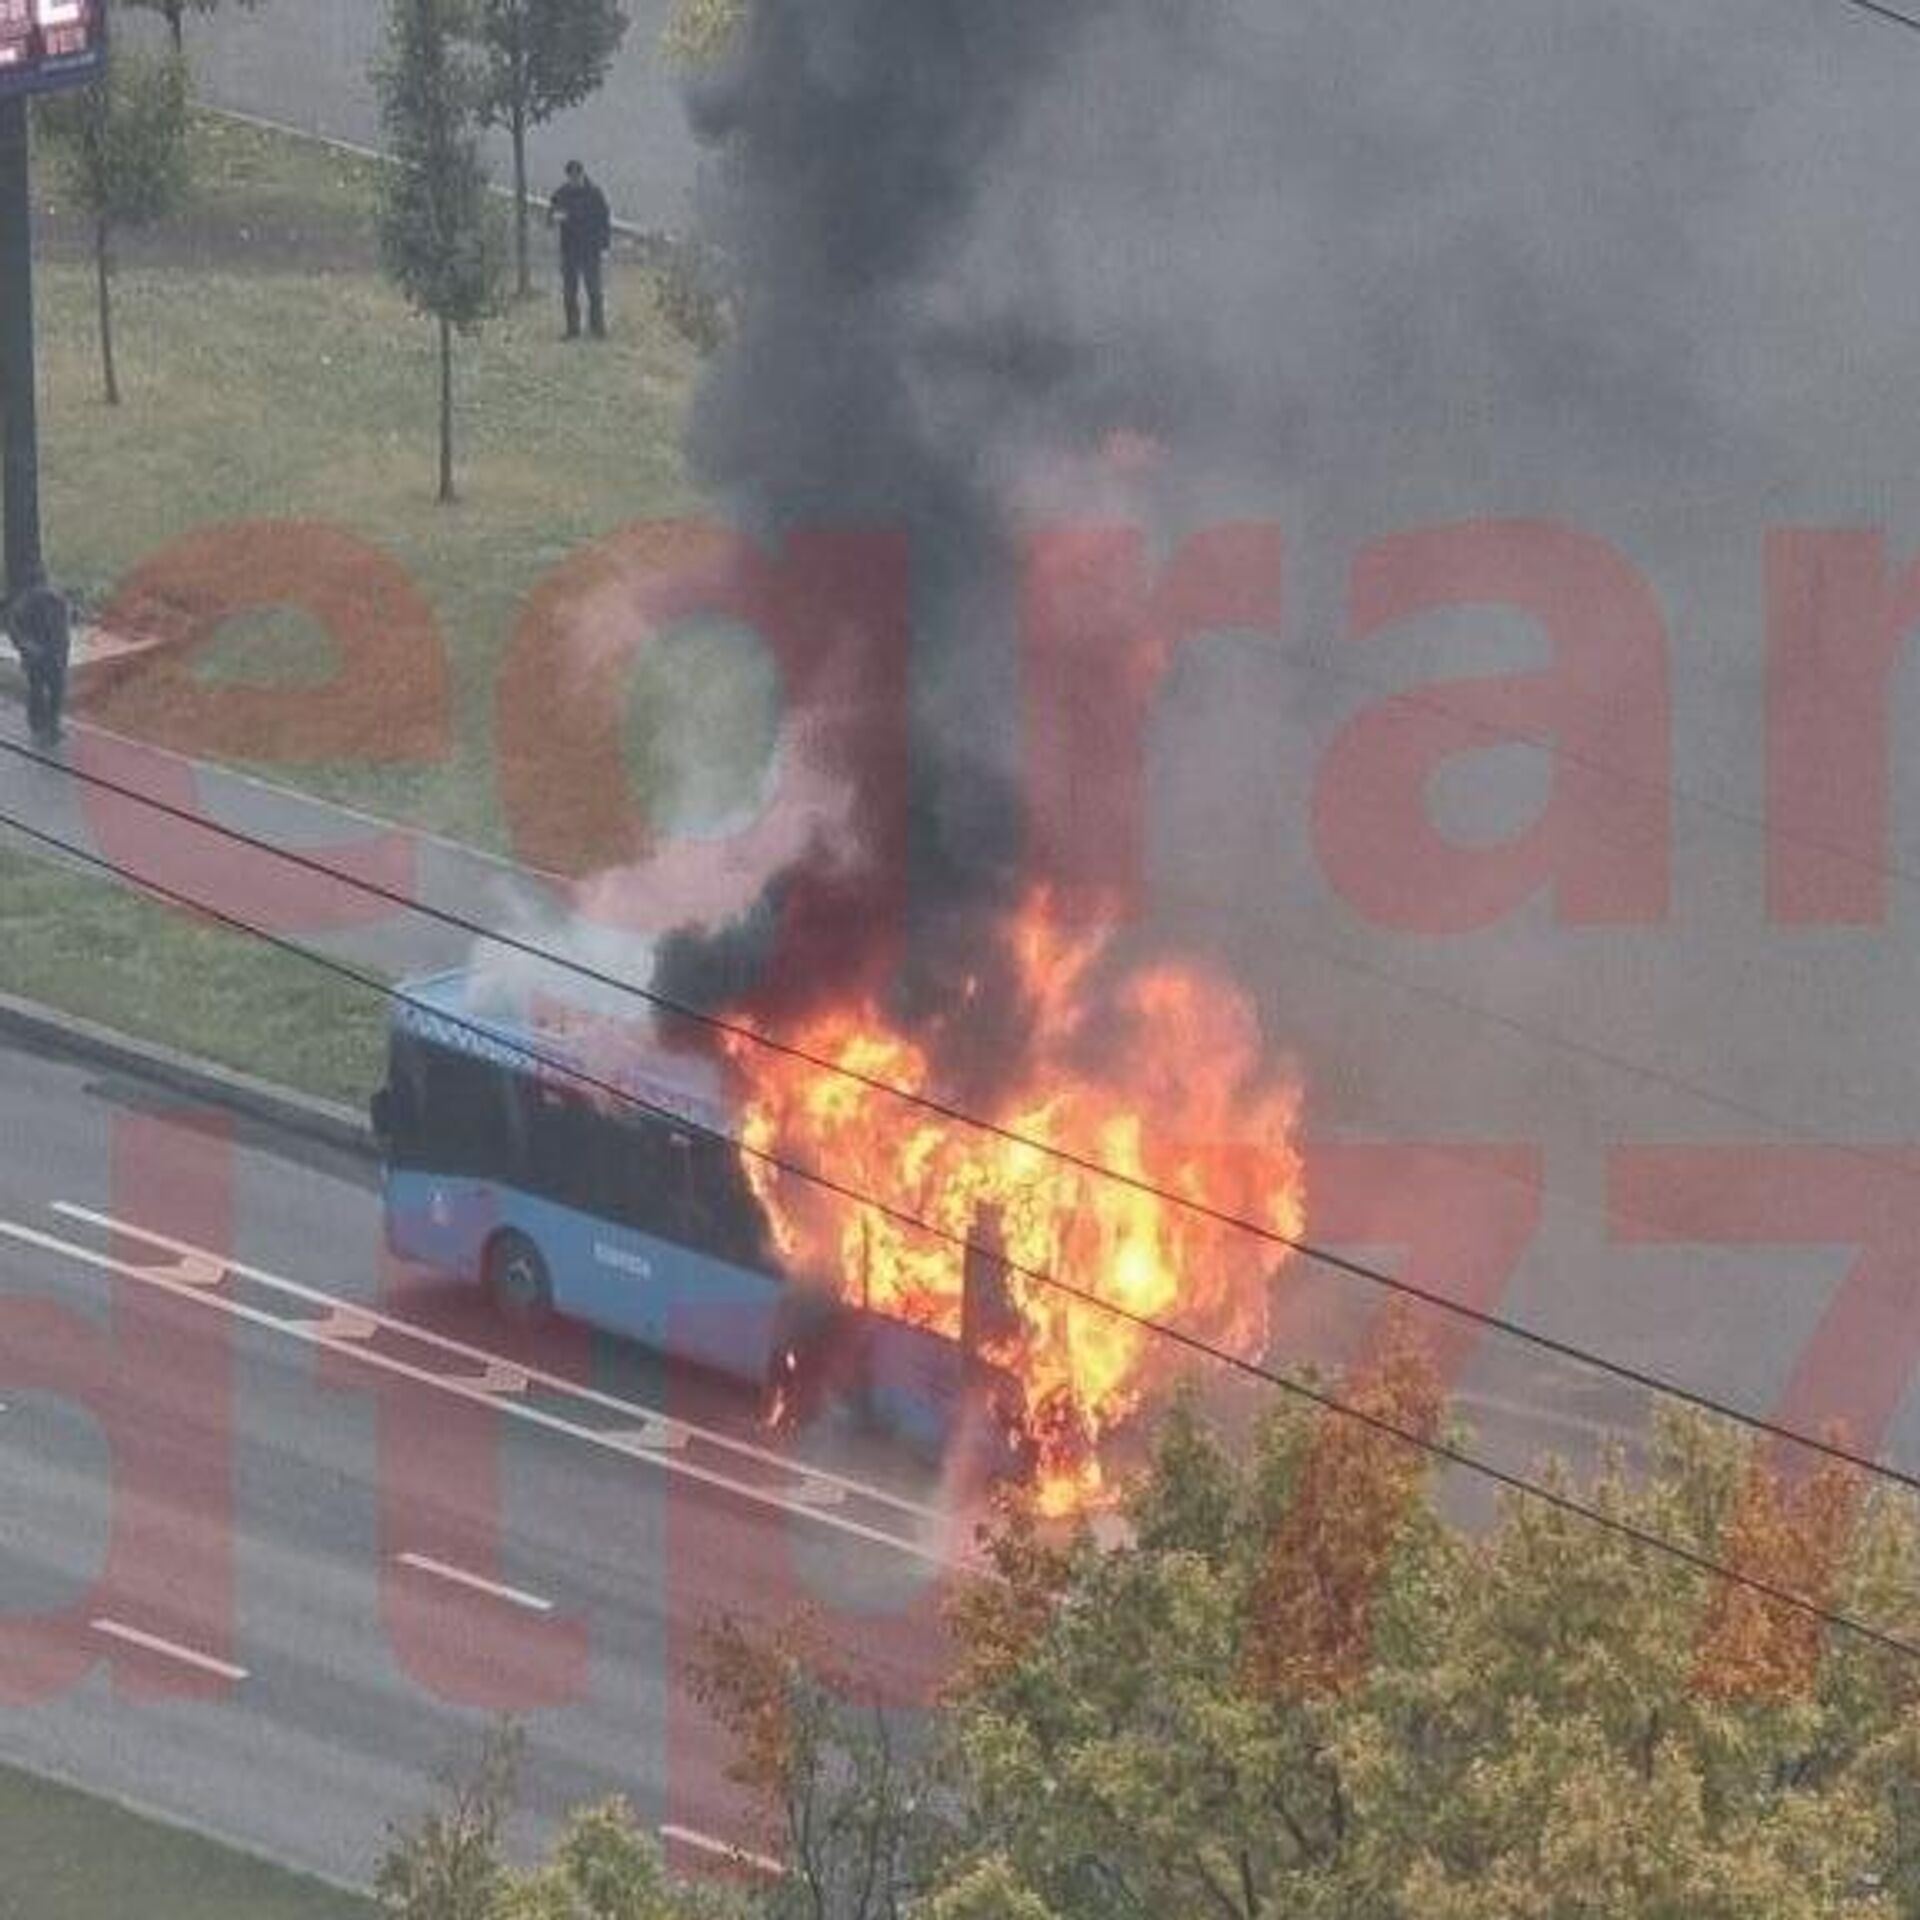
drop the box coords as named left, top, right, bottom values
left=194, top=100, right=687, bottom=251
left=0, top=988, right=375, bottom=1163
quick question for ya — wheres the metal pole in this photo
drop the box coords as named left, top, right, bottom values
left=0, top=92, right=44, bottom=599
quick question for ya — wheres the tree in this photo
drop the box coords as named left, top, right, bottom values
left=653, top=0, right=739, bottom=357
left=660, top=0, right=741, bottom=69
left=118, top=0, right=267, bottom=57
left=375, top=0, right=505, bottom=504
left=378, top=1732, right=733, bottom=1920
left=467, top=0, right=626, bottom=300
left=39, top=45, right=191, bottom=406
left=698, top=1338, right=1920, bottom=1919
left=1346, top=1417, right=1914, bottom=1920
left=932, top=1369, right=1920, bottom=1920
left=1243, top=1324, right=1445, bottom=1700
left=908, top=1860, right=1057, bottom=1920
left=374, top=1721, right=521, bottom=1920
left=501, top=1798, right=750, bottom=1920
left=692, top=1612, right=938, bottom=1920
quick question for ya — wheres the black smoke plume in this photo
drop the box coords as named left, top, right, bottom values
left=656, top=0, right=1113, bottom=1100
left=659, top=0, right=1759, bottom=1105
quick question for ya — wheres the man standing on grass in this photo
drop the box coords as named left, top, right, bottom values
left=547, top=159, right=611, bottom=339
left=3, top=581, right=72, bottom=750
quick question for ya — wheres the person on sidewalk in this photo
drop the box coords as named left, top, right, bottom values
left=547, top=160, right=612, bottom=340
left=2, top=580, right=72, bottom=749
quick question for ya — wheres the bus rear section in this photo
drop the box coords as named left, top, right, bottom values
left=370, top=971, right=1032, bottom=1482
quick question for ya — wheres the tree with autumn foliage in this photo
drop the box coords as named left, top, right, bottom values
left=1342, top=1412, right=1920, bottom=1920
left=692, top=1613, right=944, bottom=1919
left=693, top=1325, right=1920, bottom=1919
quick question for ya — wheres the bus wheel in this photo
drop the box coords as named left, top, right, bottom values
left=485, top=1231, right=552, bottom=1326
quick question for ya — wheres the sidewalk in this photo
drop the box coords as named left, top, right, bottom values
left=0, top=620, right=157, bottom=701
left=0, top=642, right=569, bottom=990
left=0, top=624, right=820, bottom=1120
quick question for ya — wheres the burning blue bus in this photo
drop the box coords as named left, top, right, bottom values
left=370, top=969, right=1031, bottom=1475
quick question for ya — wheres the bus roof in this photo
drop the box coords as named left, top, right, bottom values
left=394, top=967, right=734, bottom=1136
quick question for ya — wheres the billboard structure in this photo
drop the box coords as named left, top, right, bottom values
left=0, top=0, right=106, bottom=102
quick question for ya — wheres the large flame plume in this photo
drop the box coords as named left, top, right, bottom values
left=724, top=892, right=1307, bottom=1512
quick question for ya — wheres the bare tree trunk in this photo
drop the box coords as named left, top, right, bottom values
left=437, top=313, right=455, bottom=503
left=511, top=103, right=531, bottom=299
left=94, top=217, right=119, bottom=407
left=166, top=1, right=185, bottom=53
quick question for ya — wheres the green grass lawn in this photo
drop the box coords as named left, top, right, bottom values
left=0, top=109, right=776, bottom=1102
left=32, top=108, right=718, bottom=850
left=0, top=839, right=387, bottom=1106
left=0, top=1759, right=374, bottom=1918
left=0, top=116, right=738, bottom=1902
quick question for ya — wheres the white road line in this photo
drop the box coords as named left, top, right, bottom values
left=469, top=1359, right=531, bottom=1396
left=0, top=1216, right=972, bottom=1572
left=160, top=1249, right=229, bottom=1290
left=609, top=1419, right=689, bottom=1452
left=396, top=1552, right=554, bottom=1615
left=90, top=1618, right=248, bottom=1683
left=51, top=1202, right=943, bottom=1524
left=789, top=1478, right=848, bottom=1508
left=308, top=1304, right=379, bottom=1342
left=659, top=1825, right=784, bottom=1878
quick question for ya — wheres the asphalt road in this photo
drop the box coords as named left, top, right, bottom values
left=7, top=684, right=1920, bottom=1889
left=54, top=0, right=1920, bottom=1552
left=0, top=1031, right=966, bottom=1890
left=0, top=1006, right=1712, bottom=1894
left=3, top=1003, right=1903, bottom=1891
left=163, top=0, right=706, bottom=236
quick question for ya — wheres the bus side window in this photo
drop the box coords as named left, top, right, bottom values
left=576, top=1108, right=770, bottom=1269
left=668, top=1131, right=699, bottom=1244
left=521, top=1080, right=606, bottom=1213
left=594, top=1111, right=677, bottom=1240
left=382, top=1034, right=426, bottom=1166
left=420, top=1044, right=515, bottom=1182
left=674, top=1131, right=768, bottom=1268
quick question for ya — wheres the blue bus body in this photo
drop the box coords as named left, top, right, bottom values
left=373, top=970, right=1025, bottom=1468
left=383, top=1173, right=791, bottom=1387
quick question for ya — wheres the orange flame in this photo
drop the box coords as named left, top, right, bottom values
left=724, top=892, right=1306, bottom=1512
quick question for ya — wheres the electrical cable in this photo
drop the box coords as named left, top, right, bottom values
left=3, top=729, right=1918, bottom=1503
left=0, top=790, right=1917, bottom=1666
left=1836, top=0, right=1920, bottom=33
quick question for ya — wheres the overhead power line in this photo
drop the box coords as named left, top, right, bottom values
left=2, top=731, right=1917, bottom=1505
left=0, top=793, right=1917, bottom=1668
left=1837, top=0, right=1920, bottom=33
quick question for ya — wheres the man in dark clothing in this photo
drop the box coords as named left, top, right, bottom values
left=3, top=581, right=72, bottom=748
left=548, top=159, right=612, bottom=340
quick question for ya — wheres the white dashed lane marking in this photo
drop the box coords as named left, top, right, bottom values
left=660, top=1825, right=784, bottom=1878
left=396, top=1552, right=555, bottom=1615
left=0, top=1204, right=977, bottom=1573
left=90, top=1618, right=249, bottom=1683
